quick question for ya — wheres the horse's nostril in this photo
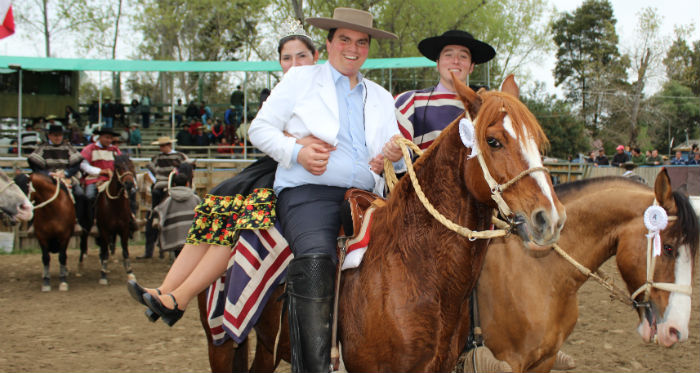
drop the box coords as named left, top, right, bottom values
left=533, top=210, right=548, bottom=229
left=670, top=327, right=681, bottom=340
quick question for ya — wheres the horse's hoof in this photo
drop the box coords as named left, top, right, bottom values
left=98, top=278, right=109, bottom=285
left=41, top=285, right=51, bottom=292
left=127, top=273, right=136, bottom=281
left=59, top=282, right=69, bottom=292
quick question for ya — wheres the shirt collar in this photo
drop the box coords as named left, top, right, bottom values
left=328, top=62, right=364, bottom=89
left=434, top=82, right=453, bottom=93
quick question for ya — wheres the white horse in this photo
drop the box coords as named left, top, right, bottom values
left=0, top=172, right=33, bottom=224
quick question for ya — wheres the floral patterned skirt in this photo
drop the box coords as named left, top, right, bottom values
left=185, top=188, right=276, bottom=247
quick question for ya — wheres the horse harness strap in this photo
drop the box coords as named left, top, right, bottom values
left=30, top=176, right=63, bottom=210
left=630, top=199, right=692, bottom=302
left=552, top=243, right=635, bottom=307
left=0, top=179, right=17, bottom=195
left=103, top=169, right=132, bottom=200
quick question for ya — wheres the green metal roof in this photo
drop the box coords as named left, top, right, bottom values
left=0, top=56, right=435, bottom=73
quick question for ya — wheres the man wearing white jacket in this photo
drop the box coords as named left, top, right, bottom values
left=248, top=7, right=402, bottom=373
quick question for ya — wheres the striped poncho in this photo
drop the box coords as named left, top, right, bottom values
left=394, top=86, right=465, bottom=150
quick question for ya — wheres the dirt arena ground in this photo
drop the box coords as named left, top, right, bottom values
left=0, top=246, right=698, bottom=372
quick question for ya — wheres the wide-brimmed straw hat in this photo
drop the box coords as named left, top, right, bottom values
left=418, top=30, right=495, bottom=63
left=306, top=8, right=397, bottom=40
left=151, top=136, right=177, bottom=145
left=46, top=114, right=58, bottom=120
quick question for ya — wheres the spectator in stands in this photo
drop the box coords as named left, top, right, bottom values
left=670, top=151, right=686, bottom=165
left=187, top=118, right=203, bottom=135
left=64, top=105, right=81, bottom=127
left=20, top=123, right=41, bottom=156
left=130, top=99, right=140, bottom=124
left=69, top=124, right=84, bottom=146
left=176, top=123, right=193, bottom=148
left=687, top=151, right=700, bottom=165
left=585, top=151, right=597, bottom=164
left=646, top=149, right=662, bottom=165
left=630, top=147, right=645, bottom=165
left=45, top=114, right=63, bottom=129
left=596, top=149, right=609, bottom=166
left=200, top=101, right=213, bottom=124
left=88, top=99, right=100, bottom=124
left=210, top=119, right=225, bottom=144
left=83, top=122, right=100, bottom=144
left=174, top=98, right=185, bottom=127
left=185, top=100, right=199, bottom=120
left=192, top=126, right=210, bottom=149
left=141, top=94, right=151, bottom=129
left=259, top=88, right=271, bottom=110
left=102, top=97, right=115, bottom=128
left=8, top=139, right=18, bottom=154
left=611, top=144, right=629, bottom=167
left=114, top=99, right=126, bottom=127
left=230, top=85, right=244, bottom=125
left=128, top=123, right=142, bottom=156
left=216, top=137, right=234, bottom=155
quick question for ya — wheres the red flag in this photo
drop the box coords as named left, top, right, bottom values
left=0, top=0, right=14, bottom=39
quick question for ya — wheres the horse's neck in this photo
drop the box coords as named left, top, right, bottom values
left=554, top=188, right=651, bottom=282
left=30, top=176, right=54, bottom=201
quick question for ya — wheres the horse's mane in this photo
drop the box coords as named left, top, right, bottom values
left=114, top=154, right=131, bottom=166
left=554, top=176, right=648, bottom=200
left=475, top=91, right=549, bottom=153
left=555, top=176, right=698, bottom=260
left=670, top=190, right=699, bottom=260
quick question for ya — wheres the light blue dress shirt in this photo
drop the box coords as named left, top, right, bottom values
left=273, top=64, right=375, bottom=194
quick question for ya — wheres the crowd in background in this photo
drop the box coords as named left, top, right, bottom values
left=584, top=143, right=700, bottom=167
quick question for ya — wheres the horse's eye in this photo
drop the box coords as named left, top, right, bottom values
left=663, top=244, right=675, bottom=257
left=486, top=137, right=502, bottom=148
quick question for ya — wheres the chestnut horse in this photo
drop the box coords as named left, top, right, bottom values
left=472, top=171, right=698, bottom=372
left=0, top=171, right=33, bottom=224
left=13, top=173, right=75, bottom=291
left=87, top=154, right=137, bottom=285
left=198, top=75, right=566, bottom=372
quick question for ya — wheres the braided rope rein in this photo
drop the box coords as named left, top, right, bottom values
left=384, top=137, right=510, bottom=240
left=31, top=175, right=62, bottom=209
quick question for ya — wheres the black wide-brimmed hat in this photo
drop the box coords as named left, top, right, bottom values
left=47, top=124, right=64, bottom=134
left=94, top=127, right=120, bottom=137
left=418, top=30, right=495, bottom=64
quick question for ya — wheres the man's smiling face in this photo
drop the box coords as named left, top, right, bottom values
left=436, top=44, right=475, bottom=89
left=326, top=28, right=370, bottom=79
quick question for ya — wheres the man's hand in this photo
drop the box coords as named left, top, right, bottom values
left=49, top=170, right=65, bottom=179
left=298, top=143, right=333, bottom=176
left=99, top=169, right=111, bottom=177
left=369, top=135, right=404, bottom=174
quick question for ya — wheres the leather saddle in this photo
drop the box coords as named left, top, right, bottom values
left=338, top=188, right=385, bottom=240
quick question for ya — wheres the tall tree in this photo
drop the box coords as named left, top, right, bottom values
left=552, top=0, right=628, bottom=132
left=14, top=0, right=74, bottom=57
left=664, top=27, right=700, bottom=94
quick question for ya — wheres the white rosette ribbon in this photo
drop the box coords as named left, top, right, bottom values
left=644, top=205, right=668, bottom=257
left=459, top=117, right=479, bottom=158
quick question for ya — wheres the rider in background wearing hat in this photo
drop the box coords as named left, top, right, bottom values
left=395, top=30, right=495, bottom=150
left=27, top=124, right=86, bottom=217
left=79, top=127, right=136, bottom=231
left=139, top=136, right=191, bottom=259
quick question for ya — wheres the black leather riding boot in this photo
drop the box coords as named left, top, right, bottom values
left=287, top=254, right=335, bottom=373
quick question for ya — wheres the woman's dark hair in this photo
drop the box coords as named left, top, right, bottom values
left=277, top=35, right=316, bottom=58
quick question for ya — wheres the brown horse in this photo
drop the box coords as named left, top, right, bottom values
left=0, top=171, right=33, bottom=224
left=13, top=173, right=75, bottom=292
left=198, top=75, right=566, bottom=372
left=472, top=171, right=698, bottom=372
left=90, top=154, right=137, bottom=285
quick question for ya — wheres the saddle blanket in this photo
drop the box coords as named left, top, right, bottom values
left=206, top=211, right=375, bottom=345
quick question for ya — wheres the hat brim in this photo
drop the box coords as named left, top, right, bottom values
left=94, top=129, right=119, bottom=136
left=150, top=139, right=177, bottom=145
left=418, top=35, right=495, bottom=63
left=306, top=17, right=397, bottom=40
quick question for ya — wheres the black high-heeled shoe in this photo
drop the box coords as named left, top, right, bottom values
left=126, top=280, right=161, bottom=322
left=143, top=293, right=184, bottom=327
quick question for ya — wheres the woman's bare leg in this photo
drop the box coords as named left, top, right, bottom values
left=155, top=243, right=230, bottom=310
left=144, top=243, right=210, bottom=296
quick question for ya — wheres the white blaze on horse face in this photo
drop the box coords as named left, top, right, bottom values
left=660, top=244, right=692, bottom=344
left=502, top=115, right=560, bottom=227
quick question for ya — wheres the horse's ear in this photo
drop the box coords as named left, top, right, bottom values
left=654, top=168, right=674, bottom=209
left=500, top=75, right=520, bottom=98
left=452, top=72, right=481, bottom=118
